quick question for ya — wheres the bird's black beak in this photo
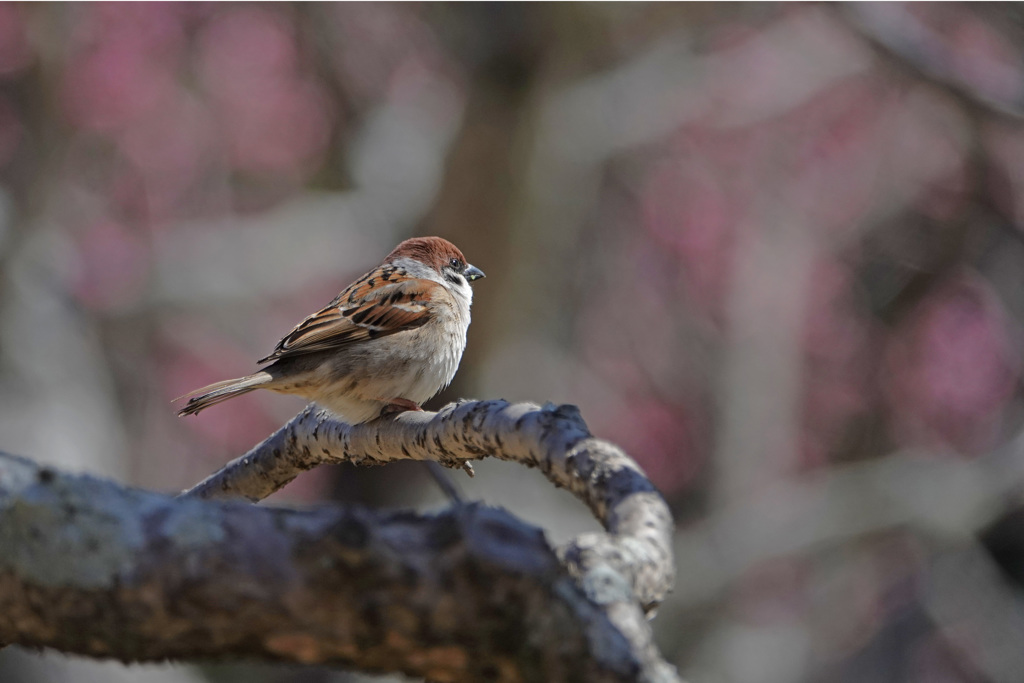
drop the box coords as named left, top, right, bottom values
left=464, top=264, right=485, bottom=282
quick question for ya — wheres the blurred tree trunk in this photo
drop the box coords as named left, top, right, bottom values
left=423, top=4, right=548, bottom=398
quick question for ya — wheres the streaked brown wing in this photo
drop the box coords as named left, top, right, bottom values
left=258, top=275, right=437, bottom=364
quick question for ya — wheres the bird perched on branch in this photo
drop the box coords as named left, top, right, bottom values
left=177, top=236, right=485, bottom=424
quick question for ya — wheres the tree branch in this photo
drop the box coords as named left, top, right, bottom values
left=0, top=452, right=639, bottom=680
left=181, top=400, right=676, bottom=611
left=1, top=401, right=679, bottom=682
left=838, top=4, right=1024, bottom=121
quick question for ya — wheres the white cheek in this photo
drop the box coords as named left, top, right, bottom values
left=452, top=276, right=473, bottom=309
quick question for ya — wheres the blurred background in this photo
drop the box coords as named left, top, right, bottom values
left=2, top=3, right=1024, bottom=682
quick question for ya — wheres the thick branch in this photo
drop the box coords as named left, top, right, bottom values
left=2, top=401, right=679, bottom=681
left=0, top=451, right=667, bottom=682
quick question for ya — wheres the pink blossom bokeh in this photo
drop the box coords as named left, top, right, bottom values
left=2, top=4, right=1024, bottom=682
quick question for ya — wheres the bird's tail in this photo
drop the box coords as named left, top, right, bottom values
left=176, top=372, right=273, bottom=417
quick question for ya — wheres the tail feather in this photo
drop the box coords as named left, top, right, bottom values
left=176, top=372, right=273, bottom=417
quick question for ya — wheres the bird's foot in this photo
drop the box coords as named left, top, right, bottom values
left=378, top=398, right=423, bottom=418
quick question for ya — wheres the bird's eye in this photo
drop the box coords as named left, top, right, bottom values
left=449, top=257, right=462, bottom=270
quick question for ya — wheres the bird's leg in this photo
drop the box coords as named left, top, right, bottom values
left=376, top=397, right=466, bottom=502
left=378, top=397, right=423, bottom=418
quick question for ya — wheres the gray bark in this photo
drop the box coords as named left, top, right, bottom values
left=0, top=400, right=679, bottom=682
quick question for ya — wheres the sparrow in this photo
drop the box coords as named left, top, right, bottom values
left=177, top=236, right=485, bottom=423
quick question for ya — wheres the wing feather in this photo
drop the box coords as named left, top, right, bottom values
left=257, top=273, right=437, bottom=365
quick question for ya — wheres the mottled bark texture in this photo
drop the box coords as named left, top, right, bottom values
left=182, top=401, right=675, bottom=609
left=1, top=400, right=679, bottom=682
